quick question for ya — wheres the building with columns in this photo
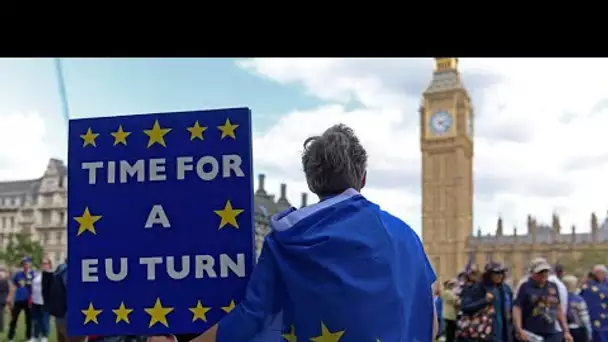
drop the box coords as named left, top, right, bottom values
left=420, top=58, right=608, bottom=283
left=0, top=159, right=306, bottom=265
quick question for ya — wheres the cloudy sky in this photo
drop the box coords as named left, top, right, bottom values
left=1, top=58, right=607, bottom=236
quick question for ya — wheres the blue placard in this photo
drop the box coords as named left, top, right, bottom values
left=67, top=108, right=254, bottom=336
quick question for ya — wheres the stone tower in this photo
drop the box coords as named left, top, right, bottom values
left=420, top=58, right=474, bottom=281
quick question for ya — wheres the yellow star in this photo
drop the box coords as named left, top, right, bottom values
left=600, top=293, right=606, bottom=299
left=214, top=201, right=244, bottom=229
left=81, top=303, right=103, bottom=325
left=310, top=322, right=345, bottom=342
left=221, top=299, right=236, bottom=313
left=595, top=320, right=602, bottom=328
left=144, top=298, right=174, bottom=328
left=603, top=303, right=607, bottom=309
left=592, top=286, right=599, bottom=292
left=282, top=325, right=297, bottom=342
left=80, top=127, right=99, bottom=147
left=111, top=125, right=131, bottom=146
left=112, top=301, right=134, bottom=324
left=189, top=300, right=212, bottom=322
left=144, top=120, right=172, bottom=148
left=217, top=118, right=239, bottom=139
left=601, top=313, right=607, bottom=319
left=74, top=207, right=102, bottom=236
left=187, top=121, right=208, bottom=141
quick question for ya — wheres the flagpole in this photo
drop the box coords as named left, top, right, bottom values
left=54, top=58, right=71, bottom=126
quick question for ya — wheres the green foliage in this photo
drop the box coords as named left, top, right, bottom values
left=559, top=249, right=608, bottom=278
left=0, top=233, right=44, bottom=268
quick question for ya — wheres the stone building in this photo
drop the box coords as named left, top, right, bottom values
left=0, top=158, right=67, bottom=265
left=0, top=160, right=306, bottom=265
left=420, top=58, right=608, bottom=283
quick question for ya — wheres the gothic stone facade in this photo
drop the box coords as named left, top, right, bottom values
left=420, top=58, right=608, bottom=284
left=0, top=160, right=306, bottom=265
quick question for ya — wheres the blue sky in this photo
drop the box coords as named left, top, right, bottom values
left=0, top=58, right=324, bottom=141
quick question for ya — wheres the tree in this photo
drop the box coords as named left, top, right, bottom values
left=0, top=233, right=44, bottom=268
left=559, top=249, right=608, bottom=278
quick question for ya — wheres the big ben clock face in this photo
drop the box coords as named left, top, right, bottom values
left=429, top=111, right=453, bottom=135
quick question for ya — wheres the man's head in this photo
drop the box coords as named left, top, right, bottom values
left=554, top=264, right=564, bottom=279
left=592, top=264, right=607, bottom=282
left=302, top=124, right=368, bottom=198
left=562, top=275, right=579, bottom=293
left=21, top=256, right=31, bottom=271
left=529, top=257, right=552, bottom=284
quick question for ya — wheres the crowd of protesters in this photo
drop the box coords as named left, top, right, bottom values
left=434, top=258, right=608, bottom=342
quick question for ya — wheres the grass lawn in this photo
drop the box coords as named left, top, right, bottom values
left=0, top=315, right=57, bottom=342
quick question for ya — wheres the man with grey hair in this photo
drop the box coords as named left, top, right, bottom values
left=187, top=124, right=437, bottom=342
left=580, top=264, right=608, bottom=342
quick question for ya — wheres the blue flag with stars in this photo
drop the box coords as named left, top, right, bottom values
left=580, top=279, right=608, bottom=341
left=67, top=108, right=255, bottom=336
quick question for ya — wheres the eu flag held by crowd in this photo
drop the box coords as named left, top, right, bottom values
left=67, top=108, right=255, bottom=336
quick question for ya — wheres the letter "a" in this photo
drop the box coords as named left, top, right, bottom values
left=145, top=205, right=171, bottom=228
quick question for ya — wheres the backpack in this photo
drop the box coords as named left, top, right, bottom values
left=45, top=263, right=68, bottom=318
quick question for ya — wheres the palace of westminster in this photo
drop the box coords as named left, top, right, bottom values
left=0, top=58, right=607, bottom=283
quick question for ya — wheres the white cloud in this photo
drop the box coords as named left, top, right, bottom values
left=242, top=58, right=608, bottom=236
left=0, top=112, right=53, bottom=180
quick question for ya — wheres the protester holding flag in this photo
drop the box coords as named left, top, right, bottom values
left=186, top=123, right=438, bottom=342
left=579, top=265, right=608, bottom=342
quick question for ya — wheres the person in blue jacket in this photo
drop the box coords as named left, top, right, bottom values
left=459, top=262, right=513, bottom=342
left=184, top=124, right=438, bottom=342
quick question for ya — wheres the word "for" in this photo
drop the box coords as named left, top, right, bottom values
left=81, top=154, right=245, bottom=185
left=81, top=254, right=247, bottom=282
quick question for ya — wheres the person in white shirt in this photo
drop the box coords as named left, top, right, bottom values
left=31, top=258, right=52, bottom=342
left=516, top=257, right=568, bottom=334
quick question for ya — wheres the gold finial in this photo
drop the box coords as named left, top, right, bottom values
left=434, top=58, right=459, bottom=72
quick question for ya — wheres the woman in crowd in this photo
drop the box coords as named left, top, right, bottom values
left=442, top=279, right=459, bottom=342
left=32, top=258, right=52, bottom=342
left=459, top=262, right=513, bottom=342
left=434, top=283, right=444, bottom=339
left=562, top=275, right=592, bottom=342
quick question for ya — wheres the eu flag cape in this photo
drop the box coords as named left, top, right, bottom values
left=217, top=188, right=437, bottom=342
left=580, top=280, right=608, bottom=342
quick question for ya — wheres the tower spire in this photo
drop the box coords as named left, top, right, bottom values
left=434, top=58, right=459, bottom=72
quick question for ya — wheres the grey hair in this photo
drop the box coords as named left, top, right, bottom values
left=562, top=275, right=579, bottom=292
left=301, top=124, right=368, bottom=197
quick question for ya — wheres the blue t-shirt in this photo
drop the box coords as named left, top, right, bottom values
left=12, top=270, right=35, bottom=302
left=515, top=279, right=561, bottom=336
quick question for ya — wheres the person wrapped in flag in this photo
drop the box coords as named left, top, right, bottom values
left=188, top=124, right=438, bottom=342
left=580, top=265, right=608, bottom=342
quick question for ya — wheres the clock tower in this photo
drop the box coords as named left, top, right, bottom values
left=420, top=58, right=474, bottom=282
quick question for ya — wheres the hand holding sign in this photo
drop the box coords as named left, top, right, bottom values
left=67, top=108, right=255, bottom=336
